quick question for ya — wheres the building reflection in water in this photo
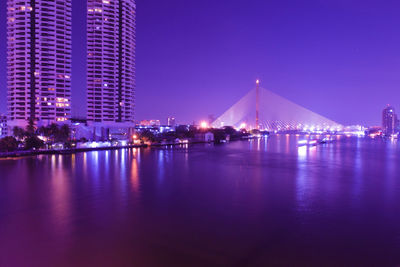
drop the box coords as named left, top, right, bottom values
left=51, top=154, right=56, bottom=170
left=350, top=137, right=363, bottom=206
left=120, top=148, right=126, bottom=177
left=285, top=134, right=290, bottom=153
left=83, top=152, right=87, bottom=178
left=130, top=148, right=140, bottom=194
left=114, top=149, right=119, bottom=170
left=157, top=148, right=172, bottom=184
left=91, top=151, right=100, bottom=179
left=276, top=134, right=281, bottom=153
left=296, top=146, right=308, bottom=212
left=71, top=154, right=76, bottom=172
left=264, top=136, right=268, bottom=151
left=384, top=139, right=397, bottom=206
left=296, top=142, right=313, bottom=215
left=49, top=154, right=72, bottom=238
left=104, top=151, right=110, bottom=174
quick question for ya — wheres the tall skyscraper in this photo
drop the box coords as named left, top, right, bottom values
left=382, top=105, right=398, bottom=136
left=7, top=0, right=72, bottom=128
left=87, top=0, right=136, bottom=126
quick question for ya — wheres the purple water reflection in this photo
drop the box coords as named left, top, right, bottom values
left=1, top=136, right=400, bottom=266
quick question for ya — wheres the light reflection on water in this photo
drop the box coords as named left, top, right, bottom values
left=1, top=136, right=400, bottom=266
left=131, top=149, right=139, bottom=194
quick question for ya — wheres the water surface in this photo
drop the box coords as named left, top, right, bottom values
left=1, top=136, right=400, bottom=266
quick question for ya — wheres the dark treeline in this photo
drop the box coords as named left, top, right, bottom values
left=0, top=123, right=71, bottom=152
left=137, top=126, right=259, bottom=144
left=0, top=123, right=266, bottom=152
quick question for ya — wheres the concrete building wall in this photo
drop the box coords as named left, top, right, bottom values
left=7, top=0, right=72, bottom=127
left=87, top=0, right=136, bottom=126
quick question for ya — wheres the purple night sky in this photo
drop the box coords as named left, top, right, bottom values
left=1, top=0, right=400, bottom=126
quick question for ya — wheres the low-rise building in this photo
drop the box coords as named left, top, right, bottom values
left=139, top=120, right=151, bottom=126
left=150, top=120, right=161, bottom=127
left=139, top=120, right=161, bottom=127
left=195, top=132, right=214, bottom=142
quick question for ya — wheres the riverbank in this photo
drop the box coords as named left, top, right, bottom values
left=0, top=140, right=215, bottom=158
left=0, top=144, right=146, bottom=158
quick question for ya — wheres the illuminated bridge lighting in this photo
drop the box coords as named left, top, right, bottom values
left=211, top=85, right=342, bottom=132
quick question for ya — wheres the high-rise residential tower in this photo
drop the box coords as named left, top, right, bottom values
left=382, top=105, right=398, bottom=136
left=7, top=0, right=72, bottom=128
left=87, top=0, right=136, bottom=126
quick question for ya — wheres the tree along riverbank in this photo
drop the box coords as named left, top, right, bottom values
left=0, top=140, right=218, bottom=159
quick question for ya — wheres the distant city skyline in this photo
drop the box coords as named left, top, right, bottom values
left=1, top=0, right=400, bottom=126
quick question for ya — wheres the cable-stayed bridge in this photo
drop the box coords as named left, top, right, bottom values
left=212, top=81, right=342, bottom=132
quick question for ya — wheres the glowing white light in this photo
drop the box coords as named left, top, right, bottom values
left=309, top=140, right=317, bottom=145
left=200, top=121, right=208, bottom=129
left=120, top=140, right=128, bottom=146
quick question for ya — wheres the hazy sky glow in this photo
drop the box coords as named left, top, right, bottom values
left=1, top=0, right=400, bottom=126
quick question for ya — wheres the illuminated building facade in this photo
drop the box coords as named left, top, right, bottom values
left=0, top=115, right=7, bottom=137
left=87, top=0, right=136, bottom=126
left=167, top=117, right=176, bottom=127
left=7, top=0, right=72, bottom=127
left=382, top=105, right=398, bottom=136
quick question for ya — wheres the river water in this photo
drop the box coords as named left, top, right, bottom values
left=1, top=135, right=400, bottom=266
